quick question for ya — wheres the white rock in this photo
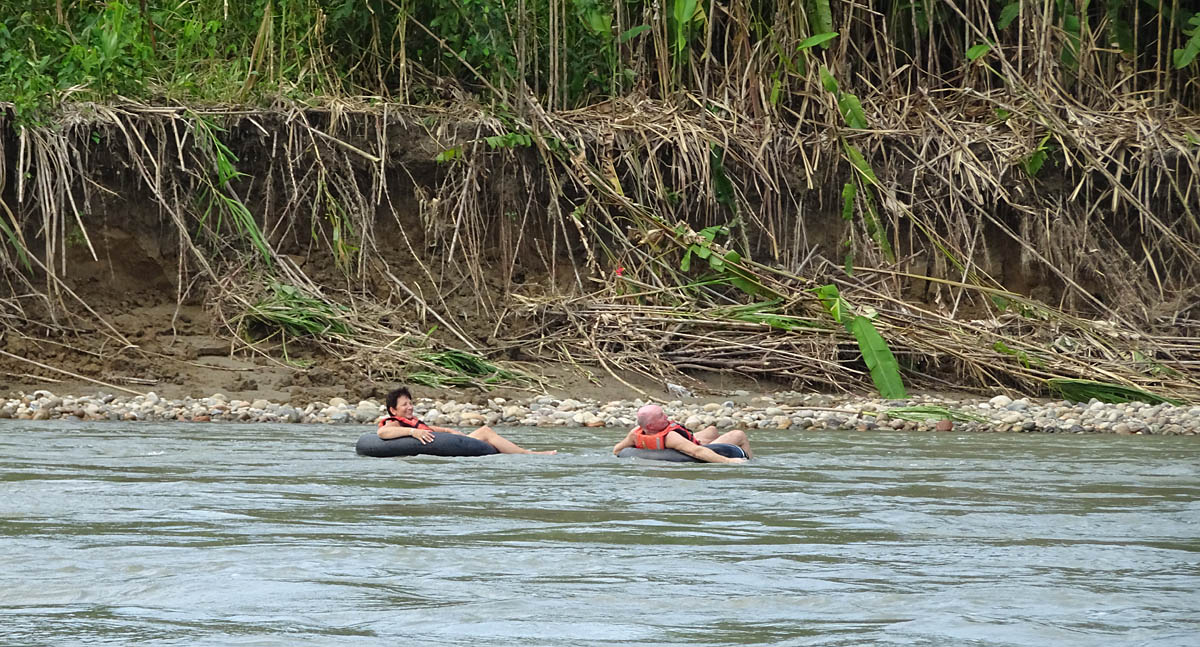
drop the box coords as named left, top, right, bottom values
left=988, top=394, right=1012, bottom=408
left=328, top=397, right=349, bottom=407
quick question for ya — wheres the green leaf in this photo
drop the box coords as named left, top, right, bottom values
left=819, top=65, right=839, bottom=94
left=966, top=43, right=991, bottom=61
left=680, top=248, right=693, bottom=272
left=843, top=144, right=880, bottom=185
left=1023, top=149, right=1047, bottom=177
left=1046, top=378, right=1184, bottom=405
left=435, top=147, right=461, bottom=163
left=998, top=2, right=1021, bottom=29
left=797, top=32, right=838, bottom=50
left=840, top=182, right=857, bottom=220
left=814, top=283, right=849, bottom=325
left=710, top=145, right=737, bottom=212
left=808, top=0, right=834, bottom=36
left=619, top=25, right=651, bottom=43
left=848, top=316, right=907, bottom=399
left=839, top=93, right=868, bottom=129
left=887, top=405, right=987, bottom=423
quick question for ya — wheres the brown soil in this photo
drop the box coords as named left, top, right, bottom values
left=0, top=307, right=774, bottom=406
left=0, top=216, right=778, bottom=405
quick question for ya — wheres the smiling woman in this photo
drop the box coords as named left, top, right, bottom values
left=361, top=386, right=557, bottom=457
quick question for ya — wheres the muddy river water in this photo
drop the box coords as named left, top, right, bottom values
left=1, top=420, right=1197, bottom=646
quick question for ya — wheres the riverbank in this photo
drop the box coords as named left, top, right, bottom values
left=3, top=389, right=1197, bottom=436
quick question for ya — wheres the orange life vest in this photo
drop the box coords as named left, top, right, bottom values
left=632, top=421, right=698, bottom=450
left=379, top=416, right=432, bottom=430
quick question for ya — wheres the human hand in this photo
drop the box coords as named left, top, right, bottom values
left=725, top=457, right=747, bottom=464
left=410, top=428, right=435, bottom=444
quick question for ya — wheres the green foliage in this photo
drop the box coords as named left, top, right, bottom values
left=191, top=116, right=272, bottom=263
left=713, top=300, right=822, bottom=332
left=710, top=145, right=737, bottom=213
left=484, top=132, right=533, bottom=150
left=0, top=0, right=1192, bottom=120
left=409, top=349, right=536, bottom=388
left=992, top=340, right=1045, bottom=368
left=807, top=0, right=834, bottom=38
left=240, top=283, right=353, bottom=340
left=1046, top=378, right=1184, bottom=405
left=1022, top=134, right=1056, bottom=177
left=966, top=43, right=991, bottom=61
left=1176, top=13, right=1200, bottom=68
left=885, top=405, right=988, bottom=423
left=678, top=223, right=762, bottom=297
left=0, top=209, right=31, bottom=271
left=670, top=0, right=701, bottom=57
left=814, top=284, right=908, bottom=399
left=0, top=1, right=151, bottom=122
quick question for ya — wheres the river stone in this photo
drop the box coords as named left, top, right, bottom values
left=772, top=415, right=791, bottom=429
left=1000, top=412, right=1024, bottom=425
left=684, top=415, right=705, bottom=430
left=988, top=394, right=1012, bottom=408
left=251, top=399, right=271, bottom=410
left=328, top=397, right=348, bottom=408
left=557, top=398, right=584, bottom=411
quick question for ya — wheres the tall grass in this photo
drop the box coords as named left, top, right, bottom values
left=1, top=1, right=1198, bottom=398
left=2, top=2, right=1194, bottom=121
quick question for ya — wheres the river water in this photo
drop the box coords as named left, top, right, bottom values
left=1, top=420, right=1197, bottom=646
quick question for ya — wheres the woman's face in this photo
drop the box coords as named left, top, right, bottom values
left=390, top=395, right=415, bottom=418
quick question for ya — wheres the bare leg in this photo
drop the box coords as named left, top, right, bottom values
left=709, top=429, right=752, bottom=458
left=469, top=426, right=557, bottom=454
left=693, top=425, right=721, bottom=443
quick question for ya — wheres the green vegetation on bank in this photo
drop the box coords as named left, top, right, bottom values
left=3, top=1, right=1197, bottom=121
left=1, top=2, right=1198, bottom=401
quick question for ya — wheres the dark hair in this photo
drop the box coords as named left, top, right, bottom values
left=385, top=386, right=413, bottom=410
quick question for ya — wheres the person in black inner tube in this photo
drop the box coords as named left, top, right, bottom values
left=378, top=386, right=556, bottom=455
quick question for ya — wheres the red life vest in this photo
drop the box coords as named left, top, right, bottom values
left=632, top=421, right=698, bottom=450
left=379, top=416, right=432, bottom=430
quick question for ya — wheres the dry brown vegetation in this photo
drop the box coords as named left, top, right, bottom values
left=1, top=1, right=1198, bottom=402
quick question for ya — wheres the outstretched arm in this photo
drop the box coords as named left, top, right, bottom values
left=665, top=433, right=744, bottom=463
left=612, top=430, right=637, bottom=455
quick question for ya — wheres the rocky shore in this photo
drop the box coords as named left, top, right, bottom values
left=1, top=390, right=1197, bottom=435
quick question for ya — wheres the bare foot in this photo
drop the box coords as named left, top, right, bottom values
left=529, top=450, right=558, bottom=455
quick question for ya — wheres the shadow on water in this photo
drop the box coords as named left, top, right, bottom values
left=2, top=420, right=1198, bottom=646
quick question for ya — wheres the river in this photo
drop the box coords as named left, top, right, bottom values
left=1, top=420, right=1197, bottom=646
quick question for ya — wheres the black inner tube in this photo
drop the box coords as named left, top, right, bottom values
left=616, top=442, right=746, bottom=462
left=355, top=431, right=500, bottom=457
